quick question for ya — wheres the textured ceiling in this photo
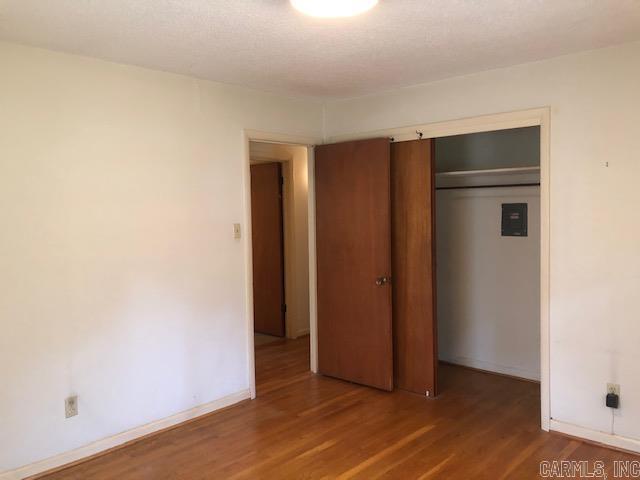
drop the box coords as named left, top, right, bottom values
left=1, top=0, right=639, bottom=99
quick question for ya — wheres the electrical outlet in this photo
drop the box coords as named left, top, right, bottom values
left=65, top=395, right=78, bottom=418
left=607, top=383, right=620, bottom=396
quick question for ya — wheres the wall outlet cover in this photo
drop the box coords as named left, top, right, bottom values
left=65, top=395, right=78, bottom=418
left=607, top=383, right=620, bottom=396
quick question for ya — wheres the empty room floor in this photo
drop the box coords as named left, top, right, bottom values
left=38, top=337, right=637, bottom=479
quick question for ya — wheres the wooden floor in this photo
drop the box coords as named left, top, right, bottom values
left=39, top=337, right=637, bottom=479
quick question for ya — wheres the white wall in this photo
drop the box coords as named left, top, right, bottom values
left=437, top=185, right=540, bottom=381
left=291, top=148, right=311, bottom=337
left=249, top=142, right=310, bottom=338
left=0, top=42, right=323, bottom=476
left=324, top=41, right=640, bottom=444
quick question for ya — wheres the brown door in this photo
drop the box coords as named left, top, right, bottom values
left=391, top=139, right=438, bottom=396
left=251, top=162, right=285, bottom=337
left=315, top=138, right=393, bottom=391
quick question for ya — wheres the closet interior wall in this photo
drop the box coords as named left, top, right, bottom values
left=434, top=127, right=541, bottom=382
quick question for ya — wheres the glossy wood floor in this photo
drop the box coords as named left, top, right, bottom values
left=39, top=337, right=637, bottom=479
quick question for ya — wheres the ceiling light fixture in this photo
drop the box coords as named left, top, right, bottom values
left=290, top=0, right=378, bottom=18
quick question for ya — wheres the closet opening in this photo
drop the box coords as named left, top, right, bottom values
left=434, top=126, right=541, bottom=401
left=312, top=109, right=549, bottom=428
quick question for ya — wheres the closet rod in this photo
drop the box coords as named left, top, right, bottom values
left=436, top=182, right=540, bottom=191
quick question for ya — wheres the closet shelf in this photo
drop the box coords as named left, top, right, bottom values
left=436, top=166, right=540, bottom=177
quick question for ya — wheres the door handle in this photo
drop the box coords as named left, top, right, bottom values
left=375, top=276, right=391, bottom=286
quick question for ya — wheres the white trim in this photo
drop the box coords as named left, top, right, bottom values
left=539, top=108, right=551, bottom=431
left=307, top=146, right=319, bottom=373
left=309, top=107, right=551, bottom=430
left=326, top=108, right=546, bottom=144
left=294, top=328, right=310, bottom=338
left=243, top=130, right=323, bottom=392
left=241, top=132, right=257, bottom=399
left=244, top=130, right=318, bottom=148
left=0, top=389, right=251, bottom=480
left=550, top=420, right=640, bottom=454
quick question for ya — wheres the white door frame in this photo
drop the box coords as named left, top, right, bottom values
left=242, top=130, right=321, bottom=399
left=308, top=107, right=551, bottom=430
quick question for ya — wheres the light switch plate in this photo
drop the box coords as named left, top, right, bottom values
left=233, top=223, right=241, bottom=239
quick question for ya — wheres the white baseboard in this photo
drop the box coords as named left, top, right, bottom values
left=0, top=389, right=251, bottom=480
left=439, top=355, right=540, bottom=382
left=287, top=329, right=309, bottom=340
left=550, top=419, right=640, bottom=455
left=294, top=329, right=309, bottom=338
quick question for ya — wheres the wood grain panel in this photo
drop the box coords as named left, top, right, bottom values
left=250, top=162, right=285, bottom=337
left=391, top=139, right=438, bottom=396
left=315, top=138, right=393, bottom=391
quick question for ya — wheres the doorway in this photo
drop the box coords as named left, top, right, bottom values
left=313, top=130, right=541, bottom=396
left=309, top=108, right=550, bottom=429
left=248, top=140, right=312, bottom=394
left=250, top=161, right=285, bottom=339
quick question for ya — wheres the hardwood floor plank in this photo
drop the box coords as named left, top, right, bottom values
left=335, top=425, right=434, bottom=479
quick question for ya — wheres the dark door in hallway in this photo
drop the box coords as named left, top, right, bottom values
left=251, top=162, right=285, bottom=337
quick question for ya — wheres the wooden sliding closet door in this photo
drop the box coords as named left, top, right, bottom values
left=315, top=138, right=394, bottom=391
left=391, top=139, right=438, bottom=396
